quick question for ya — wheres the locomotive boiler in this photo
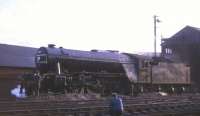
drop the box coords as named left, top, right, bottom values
left=21, top=44, right=191, bottom=96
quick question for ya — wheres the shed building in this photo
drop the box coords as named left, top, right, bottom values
left=0, top=44, right=36, bottom=99
left=161, top=26, right=200, bottom=90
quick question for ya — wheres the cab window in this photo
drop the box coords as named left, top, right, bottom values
left=36, top=55, right=47, bottom=63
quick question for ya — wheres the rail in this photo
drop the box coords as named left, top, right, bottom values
left=0, top=94, right=200, bottom=116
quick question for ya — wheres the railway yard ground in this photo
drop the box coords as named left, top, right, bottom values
left=0, top=93, right=200, bottom=116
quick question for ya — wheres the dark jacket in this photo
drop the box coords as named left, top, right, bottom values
left=110, top=96, right=124, bottom=112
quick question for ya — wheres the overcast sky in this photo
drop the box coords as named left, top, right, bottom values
left=0, top=0, right=199, bottom=53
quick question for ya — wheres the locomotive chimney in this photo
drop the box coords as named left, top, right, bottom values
left=48, top=44, right=56, bottom=48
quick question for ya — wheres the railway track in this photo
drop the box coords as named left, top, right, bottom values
left=0, top=94, right=200, bottom=116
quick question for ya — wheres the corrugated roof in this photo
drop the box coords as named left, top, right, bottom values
left=0, top=44, right=37, bottom=68
left=171, top=26, right=200, bottom=42
left=162, top=26, right=200, bottom=46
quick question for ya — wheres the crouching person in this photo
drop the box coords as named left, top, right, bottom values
left=110, top=93, right=124, bottom=116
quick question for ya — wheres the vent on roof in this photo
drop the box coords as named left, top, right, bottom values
left=48, top=44, right=56, bottom=48
left=91, top=49, right=98, bottom=52
left=106, top=50, right=119, bottom=53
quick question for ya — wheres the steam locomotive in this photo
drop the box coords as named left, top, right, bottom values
left=20, top=44, right=191, bottom=96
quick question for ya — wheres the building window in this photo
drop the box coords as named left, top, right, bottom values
left=142, top=60, right=149, bottom=68
left=165, top=48, right=172, bottom=54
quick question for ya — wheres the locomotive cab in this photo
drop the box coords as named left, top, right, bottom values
left=35, top=47, right=49, bottom=74
left=36, top=54, right=48, bottom=64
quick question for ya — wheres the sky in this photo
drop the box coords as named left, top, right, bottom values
left=0, top=0, right=200, bottom=53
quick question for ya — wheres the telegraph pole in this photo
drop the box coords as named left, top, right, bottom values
left=153, top=15, right=160, bottom=57
left=151, top=15, right=160, bottom=92
left=154, top=15, right=157, bottom=57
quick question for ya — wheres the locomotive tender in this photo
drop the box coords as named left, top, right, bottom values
left=21, top=44, right=191, bottom=96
